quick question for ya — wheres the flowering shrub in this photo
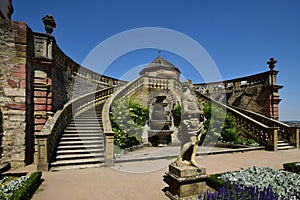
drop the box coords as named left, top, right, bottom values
left=219, top=167, right=300, bottom=199
left=110, top=98, right=149, bottom=148
left=0, top=171, right=42, bottom=199
left=0, top=176, right=28, bottom=199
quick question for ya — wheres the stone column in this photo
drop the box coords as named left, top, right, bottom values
left=104, top=131, right=115, bottom=166
left=267, top=128, right=278, bottom=151
left=35, top=134, right=49, bottom=171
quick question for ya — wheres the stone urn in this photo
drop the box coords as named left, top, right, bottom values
left=42, top=14, right=56, bottom=34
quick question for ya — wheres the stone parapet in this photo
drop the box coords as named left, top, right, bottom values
left=194, top=69, right=283, bottom=119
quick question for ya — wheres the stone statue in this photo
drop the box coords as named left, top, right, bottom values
left=173, top=80, right=206, bottom=168
left=42, top=14, right=56, bottom=34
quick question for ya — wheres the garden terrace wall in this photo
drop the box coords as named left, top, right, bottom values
left=194, top=70, right=282, bottom=119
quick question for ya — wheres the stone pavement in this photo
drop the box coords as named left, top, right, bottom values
left=7, top=148, right=300, bottom=200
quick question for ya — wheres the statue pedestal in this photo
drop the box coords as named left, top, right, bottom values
left=164, top=164, right=208, bottom=200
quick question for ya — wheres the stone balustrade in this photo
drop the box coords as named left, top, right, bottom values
left=230, top=106, right=300, bottom=149
left=33, top=32, right=126, bottom=101
left=194, top=70, right=277, bottom=94
left=196, top=92, right=285, bottom=151
left=35, top=87, right=114, bottom=171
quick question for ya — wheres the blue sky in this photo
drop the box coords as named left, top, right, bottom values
left=11, top=0, right=300, bottom=120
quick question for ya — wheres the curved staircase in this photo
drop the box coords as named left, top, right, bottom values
left=196, top=91, right=298, bottom=151
left=51, top=106, right=105, bottom=170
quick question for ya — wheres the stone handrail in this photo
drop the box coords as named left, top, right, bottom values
left=101, top=76, right=183, bottom=166
left=194, top=70, right=278, bottom=94
left=229, top=106, right=300, bottom=148
left=33, top=32, right=127, bottom=90
left=196, top=91, right=280, bottom=150
left=35, top=87, right=115, bottom=170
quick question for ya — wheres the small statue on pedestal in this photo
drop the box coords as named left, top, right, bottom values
left=173, top=80, right=206, bottom=169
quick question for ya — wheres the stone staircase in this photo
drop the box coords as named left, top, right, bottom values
left=277, top=140, right=296, bottom=150
left=51, top=106, right=105, bottom=170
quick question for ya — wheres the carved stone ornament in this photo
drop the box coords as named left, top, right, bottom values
left=42, top=14, right=56, bottom=34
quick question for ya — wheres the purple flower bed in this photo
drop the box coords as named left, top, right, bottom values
left=202, top=167, right=300, bottom=200
left=199, top=181, right=278, bottom=200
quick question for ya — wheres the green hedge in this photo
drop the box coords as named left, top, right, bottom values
left=206, top=173, right=226, bottom=190
left=10, top=171, right=42, bottom=200
left=283, top=162, right=300, bottom=174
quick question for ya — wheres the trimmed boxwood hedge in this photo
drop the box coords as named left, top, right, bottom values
left=9, top=171, right=42, bottom=200
left=206, top=173, right=226, bottom=191
left=283, top=162, right=300, bottom=174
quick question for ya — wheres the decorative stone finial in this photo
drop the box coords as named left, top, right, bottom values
left=267, top=58, right=277, bottom=70
left=42, top=14, right=56, bottom=34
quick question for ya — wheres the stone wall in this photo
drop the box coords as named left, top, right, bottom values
left=0, top=20, right=35, bottom=168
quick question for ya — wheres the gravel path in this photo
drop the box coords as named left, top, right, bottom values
left=8, top=148, right=300, bottom=200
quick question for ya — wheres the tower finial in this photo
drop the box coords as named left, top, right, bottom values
left=267, top=58, right=277, bottom=70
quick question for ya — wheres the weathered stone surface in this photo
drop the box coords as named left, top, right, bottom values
left=9, top=115, right=25, bottom=122
left=169, top=164, right=206, bottom=178
left=3, top=88, right=25, bottom=97
left=165, top=164, right=208, bottom=199
left=0, top=20, right=30, bottom=168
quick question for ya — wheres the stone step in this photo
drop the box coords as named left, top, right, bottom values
left=65, top=126, right=103, bottom=131
left=51, top=157, right=104, bottom=167
left=67, top=123, right=102, bottom=127
left=71, top=118, right=102, bottom=124
left=278, top=146, right=295, bottom=150
left=61, top=133, right=102, bottom=138
left=277, top=142, right=291, bottom=146
left=65, top=126, right=103, bottom=129
left=74, top=116, right=102, bottom=119
left=60, top=137, right=103, bottom=141
left=277, top=140, right=287, bottom=143
left=57, top=149, right=104, bottom=155
left=57, top=144, right=103, bottom=150
left=63, top=129, right=103, bottom=133
left=55, top=153, right=104, bottom=160
left=51, top=163, right=104, bottom=171
left=59, top=140, right=103, bottom=146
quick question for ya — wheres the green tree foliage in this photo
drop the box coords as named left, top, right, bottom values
left=202, top=100, right=257, bottom=145
left=110, top=98, right=149, bottom=149
left=172, top=102, right=182, bottom=127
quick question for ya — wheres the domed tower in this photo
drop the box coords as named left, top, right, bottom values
left=139, top=56, right=181, bottom=80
